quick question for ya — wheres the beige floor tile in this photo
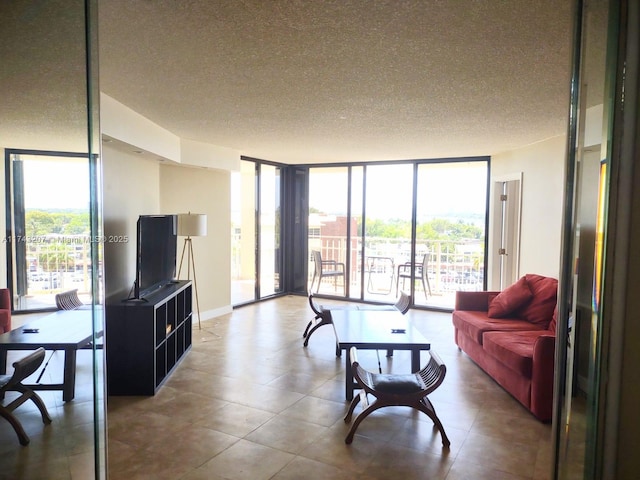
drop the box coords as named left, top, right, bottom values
left=2, top=295, right=561, bottom=479
left=456, top=432, right=541, bottom=477
left=191, top=438, right=295, bottom=480
left=245, top=414, right=329, bottom=454
left=194, top=402, right=275, bottom=437
left=445, top=459, right=532, bottom=479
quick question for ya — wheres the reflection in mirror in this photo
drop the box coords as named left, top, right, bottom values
left=0, top=1, right=105, bottom=478
left=554, top=0, right=615, bottom=478
left=5, top=150, right=93, bottom=312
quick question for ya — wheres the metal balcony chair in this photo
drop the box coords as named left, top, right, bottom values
left=344, top=346, right=450, bottom=447
left=54, top=289, right=102, bottom=351
left=0, top=348, right=52, bottom=445
left=396, top=253, right=432, bottom=300
left=55, top=289, right=84, bottom=310
left=309, top=250, right=345, bottom=294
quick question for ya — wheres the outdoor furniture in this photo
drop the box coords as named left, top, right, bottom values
left=309, top=250, right=345, bottom=294
left=344, top=346, right=450, bottom=447
left=55, top=289, right=84, bottom=310
left=55, top=290, right=101, bottom=350
left=366, top=255, right=395, bottom=294
left=0, top=348, right=52, bottom=445
left=396, top=253, right=432, bottom=300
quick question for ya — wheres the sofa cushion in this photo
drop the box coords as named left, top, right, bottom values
left=488, top=276, right=533, bottom=318
left=453, top=310, right=545, bottom=344
left=483, top=330, right=548, bottom=378
left=515, top=274, right=558, bottom=328
left=372, top=373, right=423, bottom=393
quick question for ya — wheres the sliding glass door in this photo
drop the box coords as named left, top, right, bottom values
left=231, top=159, right=283, bottom=304
left=306, top=159, right=488, bottom=310
left=231, top=160, right=256, bottom=304
left=362, top=164, right=413, bottom=302
left=308, top=167, right=350, bottom=296
left=414, top=162, right=487, bottom=307
left=259, top=164, right=282, bottom=297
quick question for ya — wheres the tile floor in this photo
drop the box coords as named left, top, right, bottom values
left=0, top=295, right=554, bottom=479
left=108, top=295, right=554, bottom=479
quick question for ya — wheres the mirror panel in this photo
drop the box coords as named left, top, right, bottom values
left=0, top=1, right=106, bottom=477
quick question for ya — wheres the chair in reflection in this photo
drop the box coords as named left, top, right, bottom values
left=396, top=253, right=432, bottom=300
left=55, top=289, right=84, bottom=310
left=54, top=289, right=102, bottom=350
left=343, top=346, right=450, bottom=447
left=310, top=250, right=345, bottom=294
left=0, top=348, right=52, bottom=445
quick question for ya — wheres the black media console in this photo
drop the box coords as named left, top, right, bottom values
left=106, top=280, right=193, bottom=395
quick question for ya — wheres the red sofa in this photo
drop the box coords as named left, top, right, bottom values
left=452, top=274, right=557, bottom=421
left=0, top=288, right=11, bottom=334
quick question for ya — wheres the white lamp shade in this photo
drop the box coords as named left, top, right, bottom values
left=177, top=213, right=207, bottom=237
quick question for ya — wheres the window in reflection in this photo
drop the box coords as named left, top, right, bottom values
left=6, top=150, right=92, bottom=312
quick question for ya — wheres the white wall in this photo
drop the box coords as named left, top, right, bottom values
left=491, top=135, right=567, bottom=280
left=100, top=94, right=238, bottom=317
left=159, top=164, right=232, bottom=320
left=102, top=145, right=161, bottom=302
left=101, top=143, right=232, bottom=319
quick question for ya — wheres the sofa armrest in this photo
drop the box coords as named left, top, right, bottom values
left=0, top=310, right=10, bottom=334
left=0, top=288, right=10, bottom=311
left=0, top=288, right=10, bottom=334
left=531, top=333, right=556, bottom=421
left=454, top=290, right=501, bottom=311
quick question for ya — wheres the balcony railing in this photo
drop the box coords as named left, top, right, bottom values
left=309, top=236, right=484, bottom=307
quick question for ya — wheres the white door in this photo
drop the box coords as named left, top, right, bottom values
left=489, top=173, right=522, bottom=290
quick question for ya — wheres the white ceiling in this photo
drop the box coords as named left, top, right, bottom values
left=98, top=1, right=575, bottom=164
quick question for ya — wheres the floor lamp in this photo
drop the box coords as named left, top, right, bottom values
left=177, top=212, right=207, bottom=329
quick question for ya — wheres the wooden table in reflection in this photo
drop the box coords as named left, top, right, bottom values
left=0, top=308, right=102, bottom=401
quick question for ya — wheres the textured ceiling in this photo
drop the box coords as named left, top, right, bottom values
left=98, top=1, right=575, bottom=164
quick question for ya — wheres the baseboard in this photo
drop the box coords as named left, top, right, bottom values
left=198, top=305, right=233, bottom=323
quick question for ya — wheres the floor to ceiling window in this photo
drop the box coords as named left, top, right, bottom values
left=231, top=158, right=283, bottom=305
left=306, top=158, right=488, bottom=310
left=307, top=166, right=350, bottom=297
left=231, top=160, right=257, bottom=304
left=259, top=164, right=282, bottom=297
left=414, top=161, right=488, bottom=308
left=362, top=163, right=413, bottom=303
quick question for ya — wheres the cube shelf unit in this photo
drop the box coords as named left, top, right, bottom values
left=106, top=280, right=193, bottom=395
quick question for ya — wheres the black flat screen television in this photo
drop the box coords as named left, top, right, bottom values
left=135, top=214, right=178, bottom=299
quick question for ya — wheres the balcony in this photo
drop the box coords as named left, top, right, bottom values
left=309, top=236, right=484, bottom=310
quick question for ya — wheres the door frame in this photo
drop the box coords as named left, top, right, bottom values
left=489, top=172, right=523, bottom=290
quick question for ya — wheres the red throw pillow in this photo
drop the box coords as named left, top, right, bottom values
left=516, top=274, right=558, bottom=327
left=488, top=276, right=533, bottom=318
